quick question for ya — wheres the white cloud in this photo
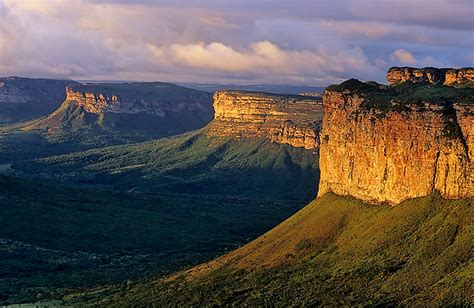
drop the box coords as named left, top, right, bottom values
left=391, top=49, right=417, bottom=65
left=0, top=0, right=472, bottom=85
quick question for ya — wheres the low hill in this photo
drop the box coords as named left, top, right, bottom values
left=0, top=77, right=75, bottom=125
left=68, top=193, right=472, bottom=306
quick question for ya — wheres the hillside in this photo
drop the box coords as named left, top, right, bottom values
left=65, top=193, right=473, bottom=306
left=27, top=82, right=213, bottom=133
left=9, top=90, right=322, bottom=200
left=0, top=77, right=75, bottom=125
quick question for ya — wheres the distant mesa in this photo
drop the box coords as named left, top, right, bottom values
left=387, top=66, right=474, bottom=86
left=206, top=90, right=323, bottom=150
left=318, top=67, right=473, bottom=205
left=26, top=82, right=214, bottom=139
left=65, top=83, right=213, bottom=116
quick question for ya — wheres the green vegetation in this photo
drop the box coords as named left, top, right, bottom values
left=12, top=130, right=318, bottom=201
left=68, top=193, right=472, bottom=306
left=0, top=131, right=318, bottom=305
left=0, top=173, right=313, bottom=305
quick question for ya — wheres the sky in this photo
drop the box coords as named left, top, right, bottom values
left=0, top=0, right=473, bottom=86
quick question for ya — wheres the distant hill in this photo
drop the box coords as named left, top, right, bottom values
left=0, top=77, right=76, bottom=125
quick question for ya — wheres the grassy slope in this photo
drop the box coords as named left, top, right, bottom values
left=75, top=193, right=473, bottom=306
left=12, top=129, right=318, bottom=202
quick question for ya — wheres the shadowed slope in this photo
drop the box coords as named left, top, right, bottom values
left=74, top=193, right=473, bottom=306
left=12, top=129, right=318, bottom=201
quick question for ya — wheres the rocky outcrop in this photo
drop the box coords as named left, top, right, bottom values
left=387, top=67, right=474, bottom=86
left=26, top=82, right=214, bottom=138
left=206, top=91, right=322, bottom=150
left=318, top=73, right=473, bottom=205
left=65, top=83, right=212, bottom=116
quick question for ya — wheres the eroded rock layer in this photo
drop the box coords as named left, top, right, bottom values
left=206, top=91, right=322, bottom=150
left=387, top=67, right=474, bottom=86
left=65, top=83, right=212, bottom=116
left=318, top=73, right=473, bottom=205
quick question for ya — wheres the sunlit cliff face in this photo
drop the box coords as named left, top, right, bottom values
left=206, top=91, right=322, bottom=150
left=318, top=68, right=474, bottom=205
left=0, top=0, right=473, bottom=84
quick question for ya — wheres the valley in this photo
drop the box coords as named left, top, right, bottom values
left=0, top=85, right=321, bottom=305
left=57, top=67, right=473, bottom=306
left=0, top=67, right=472, bottom=306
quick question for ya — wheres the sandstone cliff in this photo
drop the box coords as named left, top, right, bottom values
left=206, top=91, right=322, bottom=150
left=387, top=67, right=474, bottom=86
left=65, top=83, right=212, bottom=116
left=318, top=73, right=473, bottom=205
left=26, top=82, right=214, bottom=139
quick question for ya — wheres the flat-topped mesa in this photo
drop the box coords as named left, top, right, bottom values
left=318, top=74, right=474, bottom=205
left=206, top=90, right=323, bottom=150
left=387, top=67, right=474, bottom=86
left=65, top=83, right=213, bottom=116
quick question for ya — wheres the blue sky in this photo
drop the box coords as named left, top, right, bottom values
left=0, top=0, right=472, bottom=85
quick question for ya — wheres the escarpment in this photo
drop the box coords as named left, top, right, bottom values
left=27, top=82, right=214, bottom=134
left=206, top=91, right=322, bottom=150
left=318, top=70, right=473, bottom=205
left=387, top=67, right=474, bottom=86
left=64, top=83, right=213, bottom=116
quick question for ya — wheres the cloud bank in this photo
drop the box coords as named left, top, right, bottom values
left=0, top=0, right=472, bottom=85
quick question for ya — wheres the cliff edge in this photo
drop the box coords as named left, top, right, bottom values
left=318, top=69, right=473, bottom=205
left=387, top=67, right=474, bottom=86
left=206, top=90, right=322, bottom=150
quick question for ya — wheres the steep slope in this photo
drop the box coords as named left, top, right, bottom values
left=0, top=77, right=75, bottom=125
left=318, top=75, right=473, bottom=205
left=66, top=193, right=473, bottom=306
left=0, top=82, right=214, bottom=163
